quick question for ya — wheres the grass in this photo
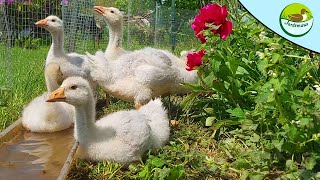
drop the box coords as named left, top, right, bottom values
left=0, top=45, right=48, bottom=130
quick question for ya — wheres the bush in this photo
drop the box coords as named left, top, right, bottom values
left=182, top=4, right=320, bottom=178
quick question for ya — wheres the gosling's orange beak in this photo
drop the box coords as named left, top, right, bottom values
left=94, top=6, right=106, bottom=15
left=46, top=87, right=66, bottom=102
left=35, top=19, right=48, bottom=27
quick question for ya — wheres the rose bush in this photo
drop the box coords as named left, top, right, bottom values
left=182, top=3, right=320, bottom=179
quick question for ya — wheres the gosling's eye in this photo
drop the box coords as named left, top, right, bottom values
left=51, top=19, right=56, bottom=22
left=70, top=85, right=77, bottom=90
left=110, top=10, right=114, bottom=13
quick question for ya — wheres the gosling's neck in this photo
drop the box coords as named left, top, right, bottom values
left=105, top=21, right=123, bottom=57
left=73, top=95, right=96, bottom=144
left=73, top=93, right=115, bottom=144
left=47, top=29, right=65, bottom=65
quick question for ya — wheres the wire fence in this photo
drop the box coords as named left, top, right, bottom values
left=0, top=0, right=244, bottom=92
left=0, top=1, right=200, bottom=50
left=0, top=0, right=200, bottom=88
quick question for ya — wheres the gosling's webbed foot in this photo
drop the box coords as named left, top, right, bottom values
left=134, top=103, right=142, bottom=109
left=170, top=119, right=179, bottom=128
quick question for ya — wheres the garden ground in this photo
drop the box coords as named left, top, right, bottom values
left=0, top=45, right=240, bottom=179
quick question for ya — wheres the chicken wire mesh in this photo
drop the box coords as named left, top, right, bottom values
left=0, top=0, right=62, bottom=92
left=0, top=0, right=197, bottom=104
left=62, top=0, right=99, bottom=52
left=0, top=1, right=197, bottom=76
left=123, top=0, right=198, bottom=52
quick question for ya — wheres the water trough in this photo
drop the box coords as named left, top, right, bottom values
left=0, top=119, right=78, bottom=179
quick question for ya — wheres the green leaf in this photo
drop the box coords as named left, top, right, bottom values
left=257, top=59, right=273, bottom=72
left=236, top=66, right=249, bottom=75
left=240, top=171, right=249, bottom=180
left=270, top=78, right=284, bottom=92
left=151, top=157, right=166, bottom=168
left=212, top=120, right=241, bottom=130
left=302, top=156, right=317, bottom=170
left=211, top=81, right=226, bottom=93
left=299, top=118, right=312, bottom=127
left=227, top=107, right=245, bottom=119
left=205, top=117, right=215, bottom=127
left=210, top=59, right=221, bottom=73
left=228, top=57, right=240, bottom=75
left=157, top=167, right=171, bottom=180
left=278, top=117, right=288, bottom=124
left=203, top=72, right=215, bottom=87
left=218, top=64, right=234, bottom=82
left=255, top=92, right=270, bottom=103
left=286, top=159, right=298, bottom=171
left=250, top=133, right=260, bottom=143
left=168, top=165, right=185, bottom=180
left=272, top=139, right=284, bottom=152
left=139, top=164, right=150, bottom=178
left=290, top=90, right=304, bottom=97
left=299, top=170, right=313, bottom=180
left=249, top=174, right=264, bottom=180
left=239, top=61, right=261, bottom=80
left=287, top=126, right=298, bottom=141
left=204, top=108, right=214, bottom=114
left=231, top=158, right=251, bottom=169
left=294, top=63, right=314, bottom=86
left=271, top=53, right=281, bottom=64
left=182, top=83, right=205, bottom=92
left=241, top=120, right=258, bottom=131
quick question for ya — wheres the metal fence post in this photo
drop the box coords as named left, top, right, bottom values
left=170, top=0, right=176, bottom=52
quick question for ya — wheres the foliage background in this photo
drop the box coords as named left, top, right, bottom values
left=182, top=5, right=320, bottom=178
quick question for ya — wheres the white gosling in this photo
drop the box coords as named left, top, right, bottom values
left=22, top=63, right=74, bottom=133
left=94, top=6, right=193, bottom=70
left=94, top=6, right=130, bottom=60
left=87, top=50, right=196, bottom=109
left=46, top=77, right=170, bottom=162
left=22, top=93, right=74, bottom=133
left=93, top=6, right=197, bottom=107
left=35, top=15, right=95, bottom=91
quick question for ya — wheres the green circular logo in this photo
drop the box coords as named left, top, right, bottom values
left=279, top=3, right=313, bottom=37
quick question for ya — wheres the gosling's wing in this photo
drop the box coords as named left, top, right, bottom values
left=85, top=51, right=109, bottom=82
left=98, top=111, right=151, bottom=148
left=134, top=64, right=176, bottom=87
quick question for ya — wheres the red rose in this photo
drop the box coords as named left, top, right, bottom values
left=191, top=3, right=232, bottom=42
left=200, top=4, right=228, bottom=25
left=186, top=50, right=206, bottom=71
left=214, top=20, right=232, bottom=40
